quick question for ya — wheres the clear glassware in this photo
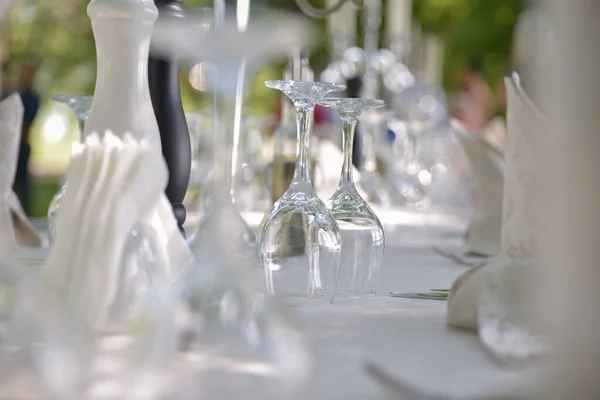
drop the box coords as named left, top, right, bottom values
left=387, top=81, right=448, bottom=209
left=357, top=109, right=393, bottom=205
left=185, top=111, right=214, bottom=213
left=186, top=62, right=256, bottom=253
left=47, top=95, right=93, bottom=242
left=256, top=81, right=345, bottom=301
left=235, top=114, right=274, bottom=213
left=149, top=11, right=315, bottom=398
left=267, top=64, right=318, bottom=205
left=319, top=97, right=386, bottom=298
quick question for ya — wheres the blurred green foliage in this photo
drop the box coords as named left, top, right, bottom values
left=2, top=0, right=523, bottom=109
left=414, top=0, right=524, bottom=91
left=1, top=0, right=522, bottom=217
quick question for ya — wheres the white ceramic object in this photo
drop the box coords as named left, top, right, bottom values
left=85, top=0, right=161, bottom=148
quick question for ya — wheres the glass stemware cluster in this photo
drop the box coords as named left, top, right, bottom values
left=256, top=80, right=386, bottom=300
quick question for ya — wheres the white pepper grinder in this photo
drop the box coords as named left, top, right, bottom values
left=85, top=0, right=161, bottom=148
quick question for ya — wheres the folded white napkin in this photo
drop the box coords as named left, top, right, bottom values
left=136, top=194, right=193, bottom=281
left=501, top=72, right=548, bottom=259
left=450, top=119, right=504, bottom=257
left=482, top=116, right=507, bottom=156
left=40, top=132, right=189, bottom=328
left=447, top=73, right=548, bottom=362
left=447, top=258, right=546, bottom=362
left=0, top=94, right=42, bottom=249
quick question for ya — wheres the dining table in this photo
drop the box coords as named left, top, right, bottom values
left=183, top=208, right=538, bottom=399
left=22, top=207, right=536, bottom=399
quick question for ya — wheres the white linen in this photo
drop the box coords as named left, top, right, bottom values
left=175, top=212, right=530, bottom=399
left=1, top=208, right=535, bottom=398
left=447, top=258, right=546, bottom=363
left=450, top=119, right=504, bottom=257
left=41, top=132, right=171, bottom=327
left=297, top=227, right=537, bottom=399
left=482, top=115, right=507, bottom=155
left=446, top=73, right=549, bottom=364
left=501, top=72, right=548, bottom=259
left=0, top=94, right=42, bottom=249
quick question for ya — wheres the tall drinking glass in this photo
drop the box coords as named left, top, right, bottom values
left=149, top=11, right=315, bottom=397
left=256, top=80, right=345, bottom=301
left=319, top=97, right=386, bottom=298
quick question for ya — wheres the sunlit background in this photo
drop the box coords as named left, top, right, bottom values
left=0, top=0, right=523, bottom=216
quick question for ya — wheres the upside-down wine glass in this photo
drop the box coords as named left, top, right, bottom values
left=47, top=95, right=93, bottom=242
left=148, top=11, right=315, bottom=398
left=319, top=97, right=386, bottom=298
left=256, top=80, right=345, bottom=302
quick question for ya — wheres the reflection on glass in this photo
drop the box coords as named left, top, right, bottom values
left=256, top=81, right=344, bottom=301
left=149, top=10, right=315, bottom=397
left=319, top=97, right=386, bottom=298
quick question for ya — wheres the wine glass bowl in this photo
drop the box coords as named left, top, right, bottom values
left=318, top=97, right=386, bottom=298
left=257, top=81, right=345, bottom=301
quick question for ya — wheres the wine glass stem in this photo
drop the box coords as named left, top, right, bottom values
left=340, top=118, right=357, bottom=186
left=403, top=133, right=417, bottom=170
left=293, top=105, right=313, bottom=183
left=213, top=87, right=234, bottom=199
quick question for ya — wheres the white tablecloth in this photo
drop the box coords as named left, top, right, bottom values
left=26, top=210, right=533, bottom=398
left=225, top=209, right=535, bottom=399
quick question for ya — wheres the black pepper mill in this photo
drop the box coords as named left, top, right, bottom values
left=149, top=0, right=190, bottom=236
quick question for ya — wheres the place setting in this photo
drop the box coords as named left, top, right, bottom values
left=0, top=0, right=596, bottom=399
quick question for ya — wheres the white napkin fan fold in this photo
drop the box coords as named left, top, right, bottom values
left=0, top=93, right=42, bottom=250
left=501, top=72, right=548, bottom=259
left=447, top=72, right=548, bottom=363
left=451, top=118, right=504, bottom=257
left=41, top=132, right=190, bottom=328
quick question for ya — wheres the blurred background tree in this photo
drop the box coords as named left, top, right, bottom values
left=0, top=0, right=523, bottom=216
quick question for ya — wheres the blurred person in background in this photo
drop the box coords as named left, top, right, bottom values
left=452, top=62, right=495, bottom=134
left=10, top=63, right=40, bottom=215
